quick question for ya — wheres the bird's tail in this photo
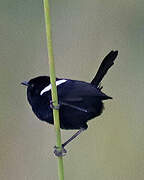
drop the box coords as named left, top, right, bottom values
left=91, top=50, right=118, bottom=87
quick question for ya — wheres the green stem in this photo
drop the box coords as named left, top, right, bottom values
left=43, top=0, right=64, bottom=179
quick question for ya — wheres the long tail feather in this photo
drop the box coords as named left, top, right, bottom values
left=91, top=50, right=118, bottom=86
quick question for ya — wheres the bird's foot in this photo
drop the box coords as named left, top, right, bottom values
left=50, top=100, right=60, bottom=110
left=53, top=145, right=67, bottom=157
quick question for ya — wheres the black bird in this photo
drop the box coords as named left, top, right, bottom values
left=21, top=50, right=118, bottom=156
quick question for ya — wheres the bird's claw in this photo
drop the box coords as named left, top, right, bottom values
left=53, top=145, right=67, bottom=157
left=50, top=101, right=60, bottom=110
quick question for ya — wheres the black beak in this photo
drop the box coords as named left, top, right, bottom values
left=21, top=81, right=29, bottom=86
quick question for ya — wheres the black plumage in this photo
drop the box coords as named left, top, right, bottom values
left=22, top=50, right=118, bottom=130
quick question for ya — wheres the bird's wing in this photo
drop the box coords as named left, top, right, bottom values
left=57, top=80, right=111, bottom=102
left=56, top=80, right=111, bottom=113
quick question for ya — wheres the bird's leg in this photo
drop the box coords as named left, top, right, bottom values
left=60, top=101, right=88, bottom=113
left=62, top=128, right=85, bottom=147
left=51, top=100, right=88, bottom=113
left=53, top=128, right=85, bottom=157
left=51, top=100, right=86, bottom=156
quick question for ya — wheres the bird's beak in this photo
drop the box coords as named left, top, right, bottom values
left=21, top=81, right=29, bottom=86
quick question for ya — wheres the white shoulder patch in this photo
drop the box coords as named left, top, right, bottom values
left=40, top=79, right=67, bottom=95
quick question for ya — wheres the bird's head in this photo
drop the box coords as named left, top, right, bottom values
left=21, top=76, right=51, bottom=105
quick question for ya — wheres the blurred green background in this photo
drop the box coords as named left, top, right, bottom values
left=0, top=0, right=144, bottom=179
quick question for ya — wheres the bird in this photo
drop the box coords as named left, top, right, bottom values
left=21, top=50, right=118, bottom=156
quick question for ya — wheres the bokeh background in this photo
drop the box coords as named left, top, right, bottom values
left=0, top=0, right=144, bottom=179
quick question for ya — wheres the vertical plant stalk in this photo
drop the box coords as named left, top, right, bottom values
left=43, top=0, right=64, bottom=179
